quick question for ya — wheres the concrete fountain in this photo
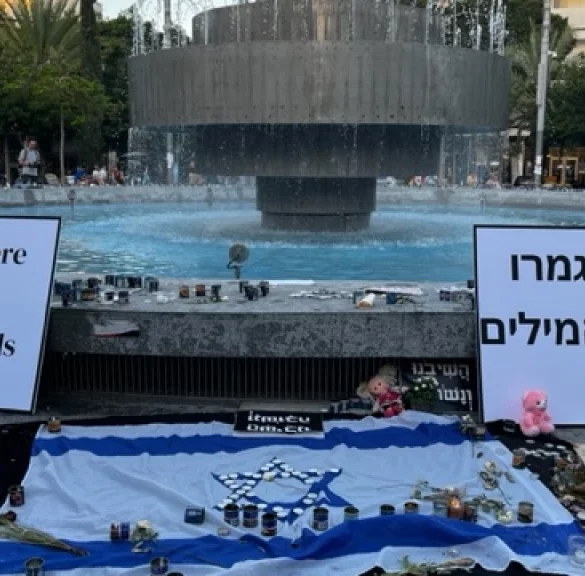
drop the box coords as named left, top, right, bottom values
left=128, top=0, right=510, bottom=231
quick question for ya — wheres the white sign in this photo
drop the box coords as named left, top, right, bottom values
left=0, top=217, right=60, bottom=412
left=475, top=225, right=585, bottom=425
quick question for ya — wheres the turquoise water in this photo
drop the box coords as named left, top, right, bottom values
left=3, top=201, right=585, bottom=281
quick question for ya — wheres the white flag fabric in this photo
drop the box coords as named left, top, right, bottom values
left=0, top=412, right=580, bottom=575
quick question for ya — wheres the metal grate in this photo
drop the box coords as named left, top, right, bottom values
left=41, top=353, right=392, bottom=401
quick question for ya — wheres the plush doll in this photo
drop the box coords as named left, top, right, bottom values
left=520, top=390, right=555, bottom=436
left=356, top=364, right=405, bottom=418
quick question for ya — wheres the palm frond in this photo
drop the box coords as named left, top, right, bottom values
left=1, top=0, right=81, bottom=66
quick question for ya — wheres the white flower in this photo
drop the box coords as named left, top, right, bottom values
left=421, top=384, right=427, bottom=389
left=414, top=386, right=419, bottom=392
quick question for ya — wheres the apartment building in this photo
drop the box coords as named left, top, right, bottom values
left=553, top=0, right=585, bottom=54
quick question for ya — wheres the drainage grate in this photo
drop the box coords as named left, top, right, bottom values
left=41, top=353, right=392, bottom=401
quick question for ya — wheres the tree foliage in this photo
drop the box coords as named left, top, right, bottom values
left=507, top=21, right=575, bottom=133
left=0, top=0, right=81, bottom=65
left=99, top=15, right=133, bottom=153
left=547, top=57, right=585, bottom=148
left=0, top=0, right=107, bottom=177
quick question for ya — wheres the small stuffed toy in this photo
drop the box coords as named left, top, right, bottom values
left=357, top=364, right=405, bottom=418
left=520, top=390, right=555, bottom=436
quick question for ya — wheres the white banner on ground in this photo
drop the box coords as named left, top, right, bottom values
left=474, top=225, right=585, bottom=425
left=0, top=216, right=60, bottom=412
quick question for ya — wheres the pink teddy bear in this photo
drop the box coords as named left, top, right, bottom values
left=520, top=390, right=555, bottom=436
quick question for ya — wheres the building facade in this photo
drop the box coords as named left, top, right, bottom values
left=553, top=0, right=585, bottom=54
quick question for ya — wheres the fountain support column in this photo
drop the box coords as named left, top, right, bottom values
left=256, top=177, right=376, bottom=232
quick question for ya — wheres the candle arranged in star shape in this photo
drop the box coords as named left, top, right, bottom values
left=212, top=457, right=347, bottom=523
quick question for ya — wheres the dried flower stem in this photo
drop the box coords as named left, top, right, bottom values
left=0, top=516, right=87, bottom=557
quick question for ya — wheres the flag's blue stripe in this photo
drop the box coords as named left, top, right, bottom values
left=31, top=422, right=477, bottom=457
left=0, top=515, right=577, bottom=573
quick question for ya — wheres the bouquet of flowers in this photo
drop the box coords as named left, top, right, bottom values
left=403, top=376, right=440, bottom=411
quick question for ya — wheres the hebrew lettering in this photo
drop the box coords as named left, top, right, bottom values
left=511, top=254, right=543, bottom=281
left=518, top=312, right=540, bottom=345
left=480, top=318, right=506, bottom=345
left=574, top=256, right=585, bottom=281
left=555, top=318, right=580, bottom=345
left=547, top=255, right=571, bottom=281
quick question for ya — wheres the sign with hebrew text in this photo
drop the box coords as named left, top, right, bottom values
left=474, top=225, right=585, bottom=425
left=400, top=359, right=476, bottom=414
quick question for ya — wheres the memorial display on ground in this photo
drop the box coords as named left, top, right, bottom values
left=0, top=411, right=582, bottom=575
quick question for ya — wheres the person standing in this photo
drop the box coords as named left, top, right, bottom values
left=18, top=140, right=41, bottom=185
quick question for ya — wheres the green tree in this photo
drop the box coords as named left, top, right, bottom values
left=0, top=0, right=81, bottom=66
left=0, top=42, right=28, bottom=182
left=80, top=0, right=101, bottom=81
left=98, top=15, right=133, bottom=154
left=506, top=0, right=573, bottom=49
left=507, top=21, right=575, bottom=140
left=30, top=63, right=107, bottom=183
left=547, top=57, right=585, bottom=149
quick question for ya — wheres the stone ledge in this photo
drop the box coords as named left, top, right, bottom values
left=47, top=278, right=476, bottom=358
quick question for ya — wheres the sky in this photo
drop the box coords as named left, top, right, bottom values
left=100, top=0, right=233, bottom=31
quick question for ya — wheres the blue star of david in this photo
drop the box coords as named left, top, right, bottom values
left=212, top=457, right=351, bottom=524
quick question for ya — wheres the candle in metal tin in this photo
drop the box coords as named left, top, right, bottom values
left=87, top=277, right=101, bottom=289
left=150, top=556, right=169, bottom=575
left=404, top=501, right=419, bottom=514
left=517, top=501, right=534, bottom=524
left=81, top=288, right=96, bottom=301
left=312, top=507, right=329, bottom=531
left=184, top=507, right=205, bottom=524
left=243, top=504, right=259, bottom=528
left=259, top=281, right=270, bottom=296
left=110, top=523, right=120, bottom=540
left=433, top=501, right=448, bottom=517
left=105, top=275, right=116, bottom=286
left=104, top=291, right=115, bottom=302
left=47, top=417, right=61, bottom=434
left=9, top=485, right=25, bottom=507
left=211, top=284, right=222, bottom=300
left=261, top=511, right=277, bottom=537
left=61, top=290, right=71, bottom=307
left=245, top=285, right=259, bottom=301
left=195, top=284, right=206, bottom=297
left=380, top=504, right=395, bottom=516
left=53, top=281, right=70, bottom=296
left=146, top=277, right=159, bottom=293
left=119, top=522, right=130, bottom=540
left=24, top=557, right=45, bottom=576
left=344, top=506, right=359, bottom=521
left=117, top=290, right=129, bottom=304
left=224, top=503, right=239, bottom=527
left=179, top=285, right=190, bottom=299
left=239, top=280, right=249, bottom=294
left=512, top=448, right=526, bottom=469
left=447, top=497, right=464, bottom=520
left=352, top=291, right=365, bottom=304
left=463, top=501, right=478, bottom=523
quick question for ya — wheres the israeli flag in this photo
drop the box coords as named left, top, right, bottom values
left=0, top=412, right=580, bottom=575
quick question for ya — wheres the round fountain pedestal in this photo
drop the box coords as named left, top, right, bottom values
left=256, top=177, right=376, bottom=232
